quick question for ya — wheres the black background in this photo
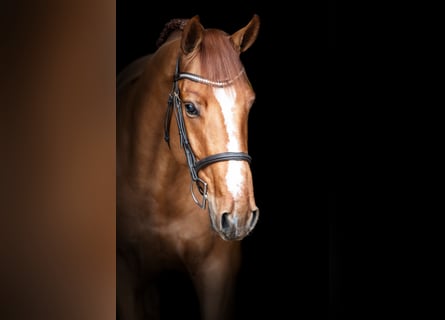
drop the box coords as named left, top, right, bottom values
left=118, top=1, right=337, bottom=319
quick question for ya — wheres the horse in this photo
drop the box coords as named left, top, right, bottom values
left=117, top=14, right=260, bottom=320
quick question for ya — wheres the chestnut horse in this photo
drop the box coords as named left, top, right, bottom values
left=117, top=15, right=260, bottom=320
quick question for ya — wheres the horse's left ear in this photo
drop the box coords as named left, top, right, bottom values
left=231, top=14, right=260, bottom=53
left=181, top=15, right=204, bottom=55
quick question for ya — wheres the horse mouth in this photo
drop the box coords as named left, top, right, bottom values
left=219, top=232, right=248, bottom=241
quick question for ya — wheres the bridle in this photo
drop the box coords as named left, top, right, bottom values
left=164, top=57, right=252, bottom=209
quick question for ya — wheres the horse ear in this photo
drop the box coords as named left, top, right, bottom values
left=231, top=14, right=260, bottom=53
left=181, top=15, right=204, bottom=55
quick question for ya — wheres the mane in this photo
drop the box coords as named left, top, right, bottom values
left=156, top=18, right=189, bottom=48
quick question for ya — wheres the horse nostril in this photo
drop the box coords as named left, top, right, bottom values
left=249, top=209, right=259, bottom=229
left=221, top=212, right=230, bottom=231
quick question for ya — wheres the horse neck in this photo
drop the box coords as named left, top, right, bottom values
left=118, top=43, right=185, bottom=189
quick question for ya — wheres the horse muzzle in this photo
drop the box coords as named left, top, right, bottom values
left=209, top=205, right=259, bottom=241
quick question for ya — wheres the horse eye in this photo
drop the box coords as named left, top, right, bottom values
left=184, top=102, right=199, bottom=117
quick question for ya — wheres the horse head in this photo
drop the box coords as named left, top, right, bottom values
left=166, top=15, right=260, bottom=241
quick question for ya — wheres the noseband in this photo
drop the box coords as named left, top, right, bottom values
left=164, top=57, right=252, bottom=209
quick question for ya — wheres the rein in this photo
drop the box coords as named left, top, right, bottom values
left=164, top=57, right=252, bottom=209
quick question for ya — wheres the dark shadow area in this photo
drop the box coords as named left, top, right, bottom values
left=158, top=271, right=201, bottom=319
left=329, top=0, right=336, bottom=48
left=329, top=192, right=342, bottom=319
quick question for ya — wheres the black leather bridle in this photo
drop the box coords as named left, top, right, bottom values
left=164, top=57, right=252, bottom=209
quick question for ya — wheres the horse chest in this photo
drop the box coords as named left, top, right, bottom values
left=126, top=209, right=215, bottom=266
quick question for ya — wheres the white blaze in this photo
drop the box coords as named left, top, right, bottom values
left=213, top=87, right=244, bottom=199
